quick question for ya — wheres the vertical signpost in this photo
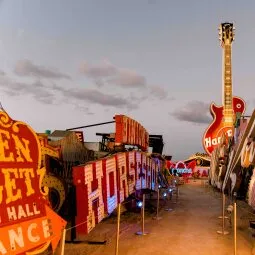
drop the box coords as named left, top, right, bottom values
left=115, top=203, right=121, bottom=255
left=0, top=110, right=66, bottom=255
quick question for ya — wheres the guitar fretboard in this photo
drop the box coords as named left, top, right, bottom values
left=223, top=44, right=234, bottom=124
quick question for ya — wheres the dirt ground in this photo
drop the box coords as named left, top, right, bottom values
left=64, top=180, right=255, bottom=255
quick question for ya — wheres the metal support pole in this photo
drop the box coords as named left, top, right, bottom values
left=172, top=180, right=179, bottom=204
left=136, top=194, right=149, bottom=235
left=153, top=186, right=162, bottom=220
left=57, top=229, right=66, bottom=255
left=217, top=192, right=229, bottom=235
left=156, top=188, right=160, bottom=217
left=165, top=191, right=173, bottom=212
left=115, top=203, right=121, bottom=255
left=176, top=184, right=179, bottom=203
left=234, top=202, right=237, bottom=255
left=142, top=196, right=145, bottom=233
left=218, top=190, right=228, bottom=219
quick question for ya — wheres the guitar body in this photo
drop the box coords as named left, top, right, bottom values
left=203, top=96, right=246, bottom=155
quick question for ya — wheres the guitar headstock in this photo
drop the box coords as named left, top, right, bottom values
left=218, top=22, right=235, bottom=46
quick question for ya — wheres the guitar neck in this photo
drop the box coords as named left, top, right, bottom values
left=223, top=44, right=234, bottom=125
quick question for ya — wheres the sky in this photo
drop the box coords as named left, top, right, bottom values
left=0, top=0, right=255, bottom=161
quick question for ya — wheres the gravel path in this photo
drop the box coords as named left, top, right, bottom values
left=65, top=180, right=254, bottom=255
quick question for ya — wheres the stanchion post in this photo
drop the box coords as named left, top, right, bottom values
left=169, top=188, right=172, bottom=201
left=165, top=190, right=173, bottom=211
left=142, top=194, right=145, bottom=233
left=234, top=202, right=237, bottom=255
left=176, top=182, right=179, bottom=203
left=172, top=179, right=179, bottom=205
left=217, top=192, right=229, bottom=235
left=136, top=194, right=149, bottom=235
left=56, top=228, right=66, bottom=255
left=218, top=190, right=228, bottom=219
left=115, top=203, right=121, bottom=255
left=153, top=185, right=162, bottom=220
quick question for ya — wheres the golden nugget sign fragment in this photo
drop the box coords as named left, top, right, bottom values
left=0, top=110, right=66, bottom=255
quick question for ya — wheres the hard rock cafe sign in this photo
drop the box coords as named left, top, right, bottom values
left=0, top=110, right=66, bottom=255
left=203, top=126, right=233, bottom=155
left=203, top=22, right=246, bottom=156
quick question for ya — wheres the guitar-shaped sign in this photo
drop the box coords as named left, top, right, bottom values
left=203, top=22, right=246, bottom=156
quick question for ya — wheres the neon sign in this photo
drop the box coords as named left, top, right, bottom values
left=73, top=151, right=161, bottom=237
left=115, top=115, right=149, bottom=151
left=203, top=126, right=233, bottom=155
left=0, top=110, right=66, bottom=254
left=172, top=168, right=192, bottom=174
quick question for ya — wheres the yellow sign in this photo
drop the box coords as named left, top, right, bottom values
left=0, top=110, right=66, bottom=254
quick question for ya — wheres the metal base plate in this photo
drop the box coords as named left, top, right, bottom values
left=218, top=216, right=229, bottom=219
left=136, top=231, right=149, bottom=236
left=217, top=230, right=229, bottom=235
left=153, top=216, right=162, bottom=220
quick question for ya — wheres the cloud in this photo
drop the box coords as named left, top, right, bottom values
left=171, top=101, right=211, bottom=124
left=0, top=76, right=56, bottom=104
left=107, top=69, right=146, bottom=88
left=62, top=88, right=137, bottom=109
left=79, top=60, right=118, bottom=78
left=25, top=79, right=136, bottom=109
left=0, top=72, right=137, bottom=110
left=14, top=59, right=71, bottom=80
left=79, top=60, right=146, bottom=88
left=127, top=85, right=173, bottom=102
left=2, top=58, right=170, bottom=110
left=149, top=85, right=170, bottom=100
left=74, top=105, right=95, bottom=115
left=78, top=60, right=172, bottom=101
left=128, top=92, right=148, bottom=103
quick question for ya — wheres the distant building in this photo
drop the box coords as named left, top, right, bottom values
left=84, top=142, right=108, bottom=159
left=184, top=152, right=211, bottom=177
left=184, top=152, right=210, bottom=166
left=48, top=130, right=73, bottom=141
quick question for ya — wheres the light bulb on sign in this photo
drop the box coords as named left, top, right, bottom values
left=137, top=201, right=143, bottom=208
